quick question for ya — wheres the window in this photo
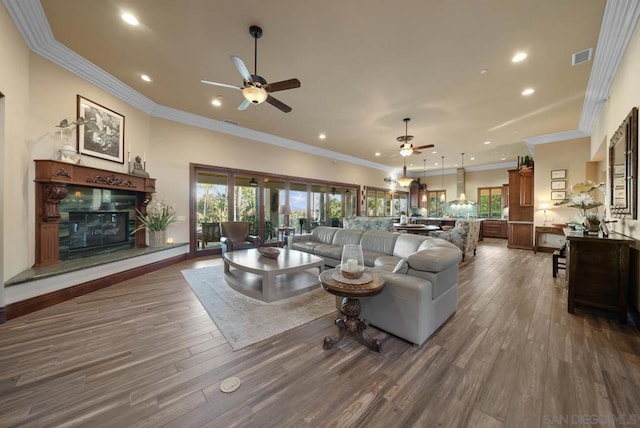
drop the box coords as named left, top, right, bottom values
left=478, top=187, right=503, bottom=218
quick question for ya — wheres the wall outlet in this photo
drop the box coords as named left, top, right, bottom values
left=177, top=215, right=186, bottom=221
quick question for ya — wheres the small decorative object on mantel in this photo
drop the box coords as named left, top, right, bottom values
left=129, top=154, right=149, bottom=177
left=131, top=199, right=177, bottom=247
left=55, top=117, right=90, bottom=164
left=553, top=180, right=604, bottom=234
left=257, top=247, right=280, bottom=259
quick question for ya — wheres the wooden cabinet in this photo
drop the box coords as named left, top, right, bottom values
left=565, top=231, right=633, bottom=323
left=502, top=184, right=509, bottom=208
left=507, top=169, right=534, bottom=249
left=519, top=174, right=534, bottom=206
left=409, top=185, right=425, bottom=209
left=484, top=220, right=508, bottom=238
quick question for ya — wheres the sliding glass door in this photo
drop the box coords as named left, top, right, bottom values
left=195, top=171, right=228, bottom=253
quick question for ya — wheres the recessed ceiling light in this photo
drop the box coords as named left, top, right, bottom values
left=431, top=150, right=437, bottom=154
left=319, top=133, right=326, bottom=140
left=375, top=152, right=381, bottom=156
left=522, top=88, right=535, bottom=96
left=140, top=74, right=152, bottom=82
left=484, top=141, right=491, bottom=145
left=501, top=157, right=506, bottom=161
left=470, top=157, right=476, bottom=160
left=121, top=12, right=139, bottom=26
left=512, top=52, right=527, bottom=63
left=211, top=97, right=222, bottom=107
left=480, top=68, right=488, bottom=74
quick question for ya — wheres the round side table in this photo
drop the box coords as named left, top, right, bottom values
left=318, top=268, right=385, bottom=352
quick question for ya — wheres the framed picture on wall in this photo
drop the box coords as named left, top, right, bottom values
left=551, top=180, right=566, bottom=190
left=77, top=95, right=125, bottom=164
left=551, top=191, right=566, bottom=200
left=551, top=169, right=566, bottom=179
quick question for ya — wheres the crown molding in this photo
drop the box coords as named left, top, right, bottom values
left=524, top=129, right=589, bottom=146
left=2, top=0, right=390, bottom=172
left=578, top=0, right=640, bottom=134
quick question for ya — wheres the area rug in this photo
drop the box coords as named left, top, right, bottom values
left=181, top=265, right=336, bottom=350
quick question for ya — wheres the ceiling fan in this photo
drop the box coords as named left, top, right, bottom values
left=397, top=118, right=434, bottom=156
left=201, top=26, right=301, bottom=113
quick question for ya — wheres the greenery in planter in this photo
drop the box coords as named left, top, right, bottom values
left=132, top=200, right=177, bottom=233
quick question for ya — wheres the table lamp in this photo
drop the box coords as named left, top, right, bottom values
left=538, top=203, right=550, bottom=225
left=279, top=204, right=292, bottom=227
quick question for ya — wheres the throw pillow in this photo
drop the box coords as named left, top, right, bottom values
left=392, top=257, right=409, bottom=274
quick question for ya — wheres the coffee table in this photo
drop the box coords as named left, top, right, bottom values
left=319, top=268, right=386, bottom=352
left=222, top=248, right=324, bottom=302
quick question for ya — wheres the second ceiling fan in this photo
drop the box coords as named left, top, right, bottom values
left=201, top=26, right=301, bottom=113
left=397, top=118, right=434, bottom=156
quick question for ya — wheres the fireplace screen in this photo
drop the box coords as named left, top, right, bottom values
left=68, top=211, right=129, bottom=251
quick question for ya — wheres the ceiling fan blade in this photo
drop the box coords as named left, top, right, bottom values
left=265, top=78, right=301, bottom=93
left=237, top=98, right=251, bottom=111
left=414, top=144, right=435, bottom=150
left=266, top=95, right=292, bottom=113
left=231, top=55, right=252, bottom=82
left=200, top=80, right=242, bottom=90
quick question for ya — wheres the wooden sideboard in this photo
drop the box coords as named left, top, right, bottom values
left=564, top=230, right=634, bottom=323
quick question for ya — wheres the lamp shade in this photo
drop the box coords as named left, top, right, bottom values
left=243, top=86, right=268, bottom=104
left=279, top=204, right=292, bottom=215
left=538, top=203, right=550, bottom=210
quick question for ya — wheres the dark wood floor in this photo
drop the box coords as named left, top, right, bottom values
left=1, top=239, right=639, bottom=427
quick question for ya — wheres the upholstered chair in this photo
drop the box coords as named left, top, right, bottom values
left=428, top=219, right=481, bottom=261
left=197, top=222, right=219, bottom=249
left=219, top=221, right=261, bottom=253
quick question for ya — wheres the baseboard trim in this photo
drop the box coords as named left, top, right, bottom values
left=6, top=254, right=187, bottom=320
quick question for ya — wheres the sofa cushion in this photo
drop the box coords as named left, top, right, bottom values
left=311, top=227, right=338, bottom=244
left=313, top=244, right=344, bottom=260
left=291, top=240, right=321, bottom=253
left=373, top=255, right=403, bottom=271
left=406, top=246, right=462, bottom=272
left=331, top=229, right=365, bottom=246
left=392, top=257, right=409, bottom=274
left=360, top=231, right=398, bottom=256
left=393, top=234, right=430, bottom=258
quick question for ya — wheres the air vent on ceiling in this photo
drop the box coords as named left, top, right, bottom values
left=572, top=48, right=593, bottom=66
left=223, top=119, right=239, bottom=126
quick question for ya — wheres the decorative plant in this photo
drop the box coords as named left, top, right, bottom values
left=554, top=180, right=604, bottom=225
left=132, top=200, right=177, bottom=232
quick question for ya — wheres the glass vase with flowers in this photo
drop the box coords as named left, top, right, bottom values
left=554, top=180, right=604, bottom=233
left=132, top=200, right=177, bottom=247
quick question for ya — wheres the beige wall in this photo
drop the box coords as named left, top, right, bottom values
left=590, top=18, right=640, bottom=309
left=0, top=4, right=31, bottom=306
left=533, top=138, right=592, bottom=226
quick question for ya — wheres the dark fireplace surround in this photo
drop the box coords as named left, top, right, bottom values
left=35, top=160, right=156, bottom=266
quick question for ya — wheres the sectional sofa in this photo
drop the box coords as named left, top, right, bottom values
left=289, top=226, right=463, bottom=346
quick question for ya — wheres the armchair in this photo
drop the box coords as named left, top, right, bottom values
left=219, top=221, right=261, bottom=253
left=197, top=222, right=220, bottom=248
left=428, top=219, right=481, bottom=261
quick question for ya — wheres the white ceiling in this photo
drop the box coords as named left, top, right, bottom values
left=5, top=0, right=629, bottom=177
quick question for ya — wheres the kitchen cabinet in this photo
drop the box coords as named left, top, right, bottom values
left=483, top=220, right=507, bottom=238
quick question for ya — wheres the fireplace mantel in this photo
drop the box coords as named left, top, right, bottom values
left=34, top=160, right=156, bottom=266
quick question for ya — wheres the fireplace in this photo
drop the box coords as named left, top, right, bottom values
left=35, top=160, right=155, bottom=266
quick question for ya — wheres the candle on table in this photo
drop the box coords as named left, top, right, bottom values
left=346, top=258, right=358, bottom=272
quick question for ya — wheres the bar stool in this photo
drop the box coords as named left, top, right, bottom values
left=552, top=249, right=566, bottom=277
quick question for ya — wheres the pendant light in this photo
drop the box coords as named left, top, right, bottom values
left=459, top=153, right=466, bottom=202
left=397, top=118, right=414, bottom=187
left=421, top=159, right=427, bottom=203
left=440, top=156, right=446, bottom=202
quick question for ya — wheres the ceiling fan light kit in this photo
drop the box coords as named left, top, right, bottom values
left=243, top=85, right=268, bottom=104
left=201, top=25, right=300, bottom=112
